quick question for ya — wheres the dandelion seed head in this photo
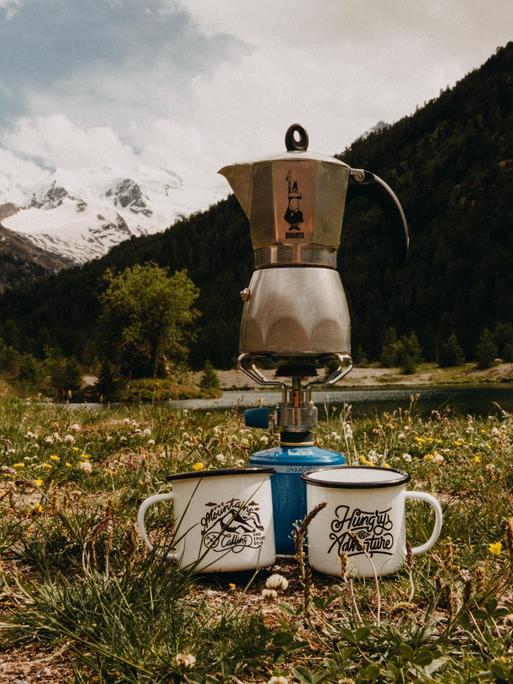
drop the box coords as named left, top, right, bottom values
left=265, top=574, right=289, bottom=592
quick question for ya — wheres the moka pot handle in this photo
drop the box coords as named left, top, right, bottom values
left=347, top=168, right=409, bottom=266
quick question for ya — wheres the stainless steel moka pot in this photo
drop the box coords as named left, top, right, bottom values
left=219, top=124, right=409, bottom=554
left=219, top=123, right=409, bottom=396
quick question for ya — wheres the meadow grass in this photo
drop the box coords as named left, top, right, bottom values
left=0, top=398, right=512, bottom=682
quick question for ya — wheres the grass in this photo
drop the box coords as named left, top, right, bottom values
left=0, top=398, right=513, bottom=682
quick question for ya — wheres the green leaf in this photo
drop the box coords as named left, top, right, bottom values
left=399, top=644, right=415, bottom=662
left=362, top=663, right=381, bottom=680
left=340, top=628, right=357, bottom=644
left=415, top=648, right=434, bottom=666
left=292, top=665, right=316, bottom=684
left=355, top=626, right=371, bottom=642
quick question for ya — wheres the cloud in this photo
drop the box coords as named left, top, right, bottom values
left=0, top=0, right=23, bottom=20
left=1, top=0, right=512, bottom=198
left=2, top=114, right=137, bottom=169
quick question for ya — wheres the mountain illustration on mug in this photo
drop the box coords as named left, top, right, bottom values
left=201, top=498, right=265, bottom=553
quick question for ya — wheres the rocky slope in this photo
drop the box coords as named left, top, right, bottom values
left=0, top=160, right=223, bottom=263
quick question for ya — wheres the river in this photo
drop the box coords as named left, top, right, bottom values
left=166, top=384, right=513, bottom=417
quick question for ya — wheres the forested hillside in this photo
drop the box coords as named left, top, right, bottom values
left=0, top=42, right=512, bottom=368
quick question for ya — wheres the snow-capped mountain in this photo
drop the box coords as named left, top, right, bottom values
left=0, top=151, right=224, bottom=263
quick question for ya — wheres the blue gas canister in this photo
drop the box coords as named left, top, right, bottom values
left=250, top=443, right=345, bottom=555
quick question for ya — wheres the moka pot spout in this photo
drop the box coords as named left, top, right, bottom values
left=218, top=163, right=252, bottom=218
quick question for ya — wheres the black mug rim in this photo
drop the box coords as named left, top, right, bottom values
left=302, top=465, right=411, bottom=489
left=167, top=466, right=275, bottom=482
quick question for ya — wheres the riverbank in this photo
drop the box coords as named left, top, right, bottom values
left=202, top=361, right=513, bottom=390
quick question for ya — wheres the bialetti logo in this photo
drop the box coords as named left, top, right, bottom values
left=328, top=505, right=394, bottom=557
left=201, top=498, right=265, bottom=554
left=284, top=171, right=305, bottom=239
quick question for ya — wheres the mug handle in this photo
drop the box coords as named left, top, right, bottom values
left=137, top=492, right=177, bottom=561
left=404, top=491, right=443, bottom=556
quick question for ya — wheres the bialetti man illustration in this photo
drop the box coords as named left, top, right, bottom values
left=219, top=123, right=409, bottom=554
left=284, top=172, right=304, bottom=236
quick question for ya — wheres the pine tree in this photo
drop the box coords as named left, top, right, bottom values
left=200, top=360, right=221, bottom=391
left=397, top=332, right=423, bottom=374
left=439, top=334, right=465, bottom=367
left=475, top=329, right=498, bottom=369
left=380, top=327, right=398, bottom=368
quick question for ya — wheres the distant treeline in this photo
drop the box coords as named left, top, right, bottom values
left=0, top=42, right=512, bottom=369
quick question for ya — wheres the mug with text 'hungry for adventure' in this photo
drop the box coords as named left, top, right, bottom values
left=137, top=467, right=276, bottom=573
left=302, top=466, right=442, bottom=578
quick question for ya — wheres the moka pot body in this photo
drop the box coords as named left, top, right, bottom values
left=220, top=152, right=353, bottom=363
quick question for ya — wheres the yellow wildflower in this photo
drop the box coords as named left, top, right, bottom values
left=192, top=462, right=205, bottom=471
left=474, top=454, right=482, bottom=464
left=80, top=453, right=90, bottom=461
left=42, top=463, right=53, bottom=470
left=33, top=502, right=43, bottom=514
left=34, top=478, right=44, bottom=487
left=49, top=454, right=60, bottom=462
left=489, top=541, right=502, bottom=556
left=453, top=439, right=464, bottom=447
left=228, top=582, right=236, bottom=590
left=382, top=463, right=391, bottom=469
left=423, top=453, right=434, bottom=462
left=13, top=462, right=25, bottom=469
left=414, top=436, right=425, bottom=444
left=72, top=446, right=80, bottom=452
left=65, top=462, right=73, bottom=468
left=3, top=472, right=13, bottom=478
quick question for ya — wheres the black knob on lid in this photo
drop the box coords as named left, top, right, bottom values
left=285, top=123, right=309, bottom=151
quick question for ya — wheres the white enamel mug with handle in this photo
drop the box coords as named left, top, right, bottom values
left=302, top=466, right=442, bottom=578
left=137, top=467, right=276, bottom=573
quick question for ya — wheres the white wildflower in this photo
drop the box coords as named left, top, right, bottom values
left=398, top=432, right=406, bottom=440
left=343, top=424, right=353, bottom=439
left=235, top=459, right=245, bottom=467
left=215, top=453, right=226, bottom=464
left=432, top=452, right=444, bottom=465
left=174, top=653, right=196, bottom=669
left=142, top=427, right=151, bottom=436
left=491, top=427, right=500, bottom=436
left=268, top=677, right=289, bottom=684
left=147, top=439, right=156, bottom=446
left=69, top=423, right=81, bottom=432
left=120, top=436, right=127, bottom=442
left=402, top=453, right=412, bottom=462
left=259, top=435, right=269, bottom=444
left=123, top=418, right=131, bottom=424
left=330, top=431, right=341, bottom=440
left=261, top=588, right=278, bottom=601
left=79, top=461, right=92, bottom=473
left=265, top=574, right=289, bottom=592
left=367, top=449, right=378, bottom=463
left=63, top=434, right=75, bottom=444
left=44, top=435, right=54, bottom=444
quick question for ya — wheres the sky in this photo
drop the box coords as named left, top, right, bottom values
left=0, top=0, right=512, bottom=197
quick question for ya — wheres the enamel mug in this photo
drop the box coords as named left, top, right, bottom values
left=302, top=466, right=442, bottom=578
left=137, top=467, right=276, bottom=572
